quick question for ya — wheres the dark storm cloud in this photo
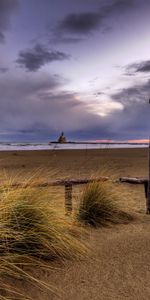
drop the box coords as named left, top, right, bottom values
left=16, top=44, right=70, bottom=72
left=112, top=80, right=150, bottom=105
left=0, top=0, right=18, bottom=42
left=126, top=60, right=150, bottom=75
left=1, top=70, right=150, bottom=142
left=0, top=72, right=96, bottom=135
left=109, top=80, right=150, bottom=138
left=1, top=70, right=150, bottom=141
left=0, top=67, right=9, bottom=73
left=0, top=71, right=118, bottom=141
left=53, top=0, right=136, bottom=42
left=59, top=12, right=101, bottom=34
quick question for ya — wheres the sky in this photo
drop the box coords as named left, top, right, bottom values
left=0, top=0, right=150, bottom=142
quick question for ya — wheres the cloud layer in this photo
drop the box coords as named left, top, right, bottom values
left=0, top=0, right=18, bottom=42
left=0, top=70, right=122, bottom=141
left=53, top=0, right=136, bottom=42
left=126, top=60, right=150, bottom=74
left=1, top=68, right=150, bottom=141
left=0, top=0, right=150, bottom=142
left=0, top=67, right=8, bottom=73
left=110, top=79, right=150, bottom=137
left=59, top=12, right=101, bottom=34
left=16, top=44, right=69, bottom=72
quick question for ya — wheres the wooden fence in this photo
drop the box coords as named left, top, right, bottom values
left=0, top=177, right=108, bottom=214
left=120, top=177, right=149, bottom=214
left=1, top=176, right=149, bottom=214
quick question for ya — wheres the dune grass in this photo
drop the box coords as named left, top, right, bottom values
left=0, top=180, right=87, bottom=299
left=77, top=181, right=134, bottom=227
left=0, top=174, right=134, bottom=299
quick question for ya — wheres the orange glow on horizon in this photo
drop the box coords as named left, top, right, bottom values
left=128, top=139, right=149, bottom=143
left=88, top=139, right=149, bottom=144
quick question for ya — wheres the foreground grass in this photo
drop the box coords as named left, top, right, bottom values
left=77, top=182, right=134, bottom=227
left=0, top=175, right=135, bottom=299
left=0, top=182, right=87, bottom=299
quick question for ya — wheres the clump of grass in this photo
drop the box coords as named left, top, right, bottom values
left=0, top=181, right=87, bottom=299
left=77, top=182, right=133, bottom=227
left=0, top=187, right=86, bottom=260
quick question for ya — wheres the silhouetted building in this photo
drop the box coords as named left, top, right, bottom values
left=57, top=132, right=67, bottom=143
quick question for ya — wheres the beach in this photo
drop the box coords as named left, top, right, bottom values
left=0, top=147, right=148, bottom=215
left=0, top=147, right=148, bottom=179
left=1, top=147, right=150, bottom=300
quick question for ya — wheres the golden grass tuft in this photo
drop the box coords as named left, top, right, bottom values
left=0, top=179, right=87, bottom=299
left=77, top=181, right=134, bottom=227
left=0, top=187, right=87, bottom=259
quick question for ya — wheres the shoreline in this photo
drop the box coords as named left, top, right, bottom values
left=0, top=145, right=147, bottom=152
left=0, top=141, right=148, bottom=152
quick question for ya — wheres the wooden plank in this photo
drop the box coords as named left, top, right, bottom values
left=144, top=182, right=148, bottom=199
left=120, top=177, right=150, bottom=214
left=65, top=184, right=73, bottom=214
left=0, top=177, right=108, bottom=188
left=147, top=139, right=150, bottom=214
left=119, top=177, right=147, bottom=184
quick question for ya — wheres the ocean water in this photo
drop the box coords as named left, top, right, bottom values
left=0, top=142, right=147, bottom=151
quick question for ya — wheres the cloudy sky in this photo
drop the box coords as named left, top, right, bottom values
left=1, top=0, right=150, bottom=142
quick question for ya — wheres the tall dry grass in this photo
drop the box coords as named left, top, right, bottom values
left=0, top=178, right=87, bottom=299
left=77, top=181, right=134, bottom=227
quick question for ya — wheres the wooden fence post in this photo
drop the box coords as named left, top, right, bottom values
left=147, top=139, right=150, bottom=214
left=65, top=184, right=73, bottom=214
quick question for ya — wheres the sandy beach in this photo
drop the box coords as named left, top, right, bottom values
left=0, top=147, right=148, bottom=179
left=1, top=148, right=150, bottom=299
left=0, top=147, right=147, bottom=212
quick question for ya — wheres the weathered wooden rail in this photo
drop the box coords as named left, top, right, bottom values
left=119, top=177, right=147, bottom=184
left=120, top=177, right=149, bottom=214
left=1, top=176, right=150, bottom=214
left=0, top=177, right=108, bottom=214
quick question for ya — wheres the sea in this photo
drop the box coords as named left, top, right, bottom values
left=0, top=142, right=147, bottom=151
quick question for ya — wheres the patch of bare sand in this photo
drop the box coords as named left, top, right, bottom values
left=10, top=218, right=150, bottom=300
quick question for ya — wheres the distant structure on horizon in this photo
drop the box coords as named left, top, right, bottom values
left=57, top=132, right=67, bottom=143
